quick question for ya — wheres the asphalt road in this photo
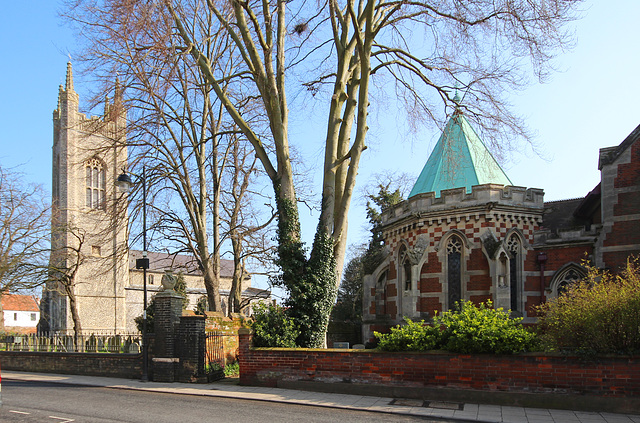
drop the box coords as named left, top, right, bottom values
left=0, top=380, right=453, bottom=423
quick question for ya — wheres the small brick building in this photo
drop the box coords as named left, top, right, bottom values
left=362, top=106, right=640, bottom=341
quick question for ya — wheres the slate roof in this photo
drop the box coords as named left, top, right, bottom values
left=1, top=294, right=40, bottom=312
left=129, top=250, right=239, bottom=279
left=541, top=198, right=590, bottom=232
left=409, top=110, right=512, bottom=198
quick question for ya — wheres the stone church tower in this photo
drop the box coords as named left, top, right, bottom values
left=41, top=63, right=129, bottom=333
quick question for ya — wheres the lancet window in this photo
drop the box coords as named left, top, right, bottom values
left=447, top=235, right=462, bottom=309
left=507, top=234, right=521, bottom=312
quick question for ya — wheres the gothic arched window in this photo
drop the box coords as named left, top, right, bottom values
left=447, top=235, right=462, bottom=309
left=507, top=234, right=521, bottom=312
left=86, top=158, right=106, bottom=210
left=551, top=265, right=586, bottom=298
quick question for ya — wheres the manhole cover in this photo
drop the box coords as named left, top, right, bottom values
left=425, top=401, right=463, bottom=410
left=390, top=399, right=425, bottom=407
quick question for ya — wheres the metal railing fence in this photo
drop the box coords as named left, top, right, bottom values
left=0, top=332, right=142, bottom=354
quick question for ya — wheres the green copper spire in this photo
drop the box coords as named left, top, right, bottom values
left=409, top=110, right=512, bottom=198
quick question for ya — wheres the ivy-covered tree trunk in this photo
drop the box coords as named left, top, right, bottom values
left=273, top=187, right=340, bottom=347
left=284, top=226, right=338, bottom=348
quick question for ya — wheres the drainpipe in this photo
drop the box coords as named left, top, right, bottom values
left=537, top=252, right=548, bottom=303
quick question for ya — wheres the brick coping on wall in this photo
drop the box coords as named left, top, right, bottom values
left=238, top=331, right=640, bottom=413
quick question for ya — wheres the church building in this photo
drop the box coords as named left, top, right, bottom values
left=362, top=99, right=640, bottom=342
left=40, top=64, right=267, bottom=334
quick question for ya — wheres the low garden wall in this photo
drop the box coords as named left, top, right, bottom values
left=238, top=329, right=640, bottom=413
left=0, top=350, right=142, bottom=379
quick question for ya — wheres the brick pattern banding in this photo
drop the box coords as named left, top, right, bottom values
left=238, top=334, right=640, bottom=398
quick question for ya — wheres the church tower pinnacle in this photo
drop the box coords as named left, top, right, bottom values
left=65, top=61, right=75, bottom=93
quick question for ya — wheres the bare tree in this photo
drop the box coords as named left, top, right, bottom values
left=0, top=165, right=50, bottom=294
left=67, top=0, right=583, bottom=346
left=221, top=133, right=276, bottom=316
left=163, top=0, right=582, bottom=346
left=47, top=225, right=88, bottom=342
left=64, top=0, right=269, bottom=312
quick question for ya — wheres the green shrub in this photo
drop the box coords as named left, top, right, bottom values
left=250, top=303, right=300, bottom=348
left=536, top=257, right=640, bottom=355
left=134, top=297, right=156, bottom=334
left=375, top=318, right=441, bottom=351
left=375, top=301, right=536, bottom=354
left=435, top=301, right=536, bottom=354
left=224, top=361, right=239, bottom=377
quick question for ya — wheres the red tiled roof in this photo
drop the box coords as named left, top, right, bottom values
left=1, top=294, right=40, bottom=312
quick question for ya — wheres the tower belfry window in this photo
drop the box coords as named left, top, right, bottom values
left=86, top=159, right=106, bottom=210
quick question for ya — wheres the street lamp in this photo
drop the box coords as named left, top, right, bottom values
left=116, top=166, right=149, bottom=382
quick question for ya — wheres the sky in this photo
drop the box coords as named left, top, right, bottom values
left=1, top=1, right=640, bottom=288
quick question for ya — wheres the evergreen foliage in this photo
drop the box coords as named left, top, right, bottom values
left=375, top=301, right=536, bottom=354
left=174, top=272, right=189, bottom=310
left=435, top=301, right=536, bottom=354
left=250, top=302, right=300, bottom=348
left=362, top=183, right=403, bottom=275
left=331, top=182, right=403, bottom=324
left=194, top=295, right=208, bottom=315
left=536, top=257, right=640, bottom=355
left=331, top=253, right=364, bottom=322
left=375, top=318, right=441, bottom=351
left=270, top=188, right=338, bottom=347
left=134, top=297, right=156, bottom=334
left=285, top=227, right=337, bottom=347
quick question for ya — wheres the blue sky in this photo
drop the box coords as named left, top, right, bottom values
left=2, top=1, right=640, bottom=272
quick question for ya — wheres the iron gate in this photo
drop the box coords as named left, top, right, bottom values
left=205, top=332, right=225, bottom=368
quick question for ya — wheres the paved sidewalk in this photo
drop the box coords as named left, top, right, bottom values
left=3, top=371, right=640, bottom=423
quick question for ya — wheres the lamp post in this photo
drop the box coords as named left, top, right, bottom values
left=116, top=166, right=149, bottom=382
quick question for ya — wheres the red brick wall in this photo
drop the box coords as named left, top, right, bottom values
left=614, top=191, right=640, bottom=216
left=420, top=297, right=441, bottom=315
left=544, top=245, right=593, bottom=271
left=238, top=332, right=640, bottom=398
left=614, top=142, right=640, bottom=189
left=603, top=141, right=640, bottom=271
